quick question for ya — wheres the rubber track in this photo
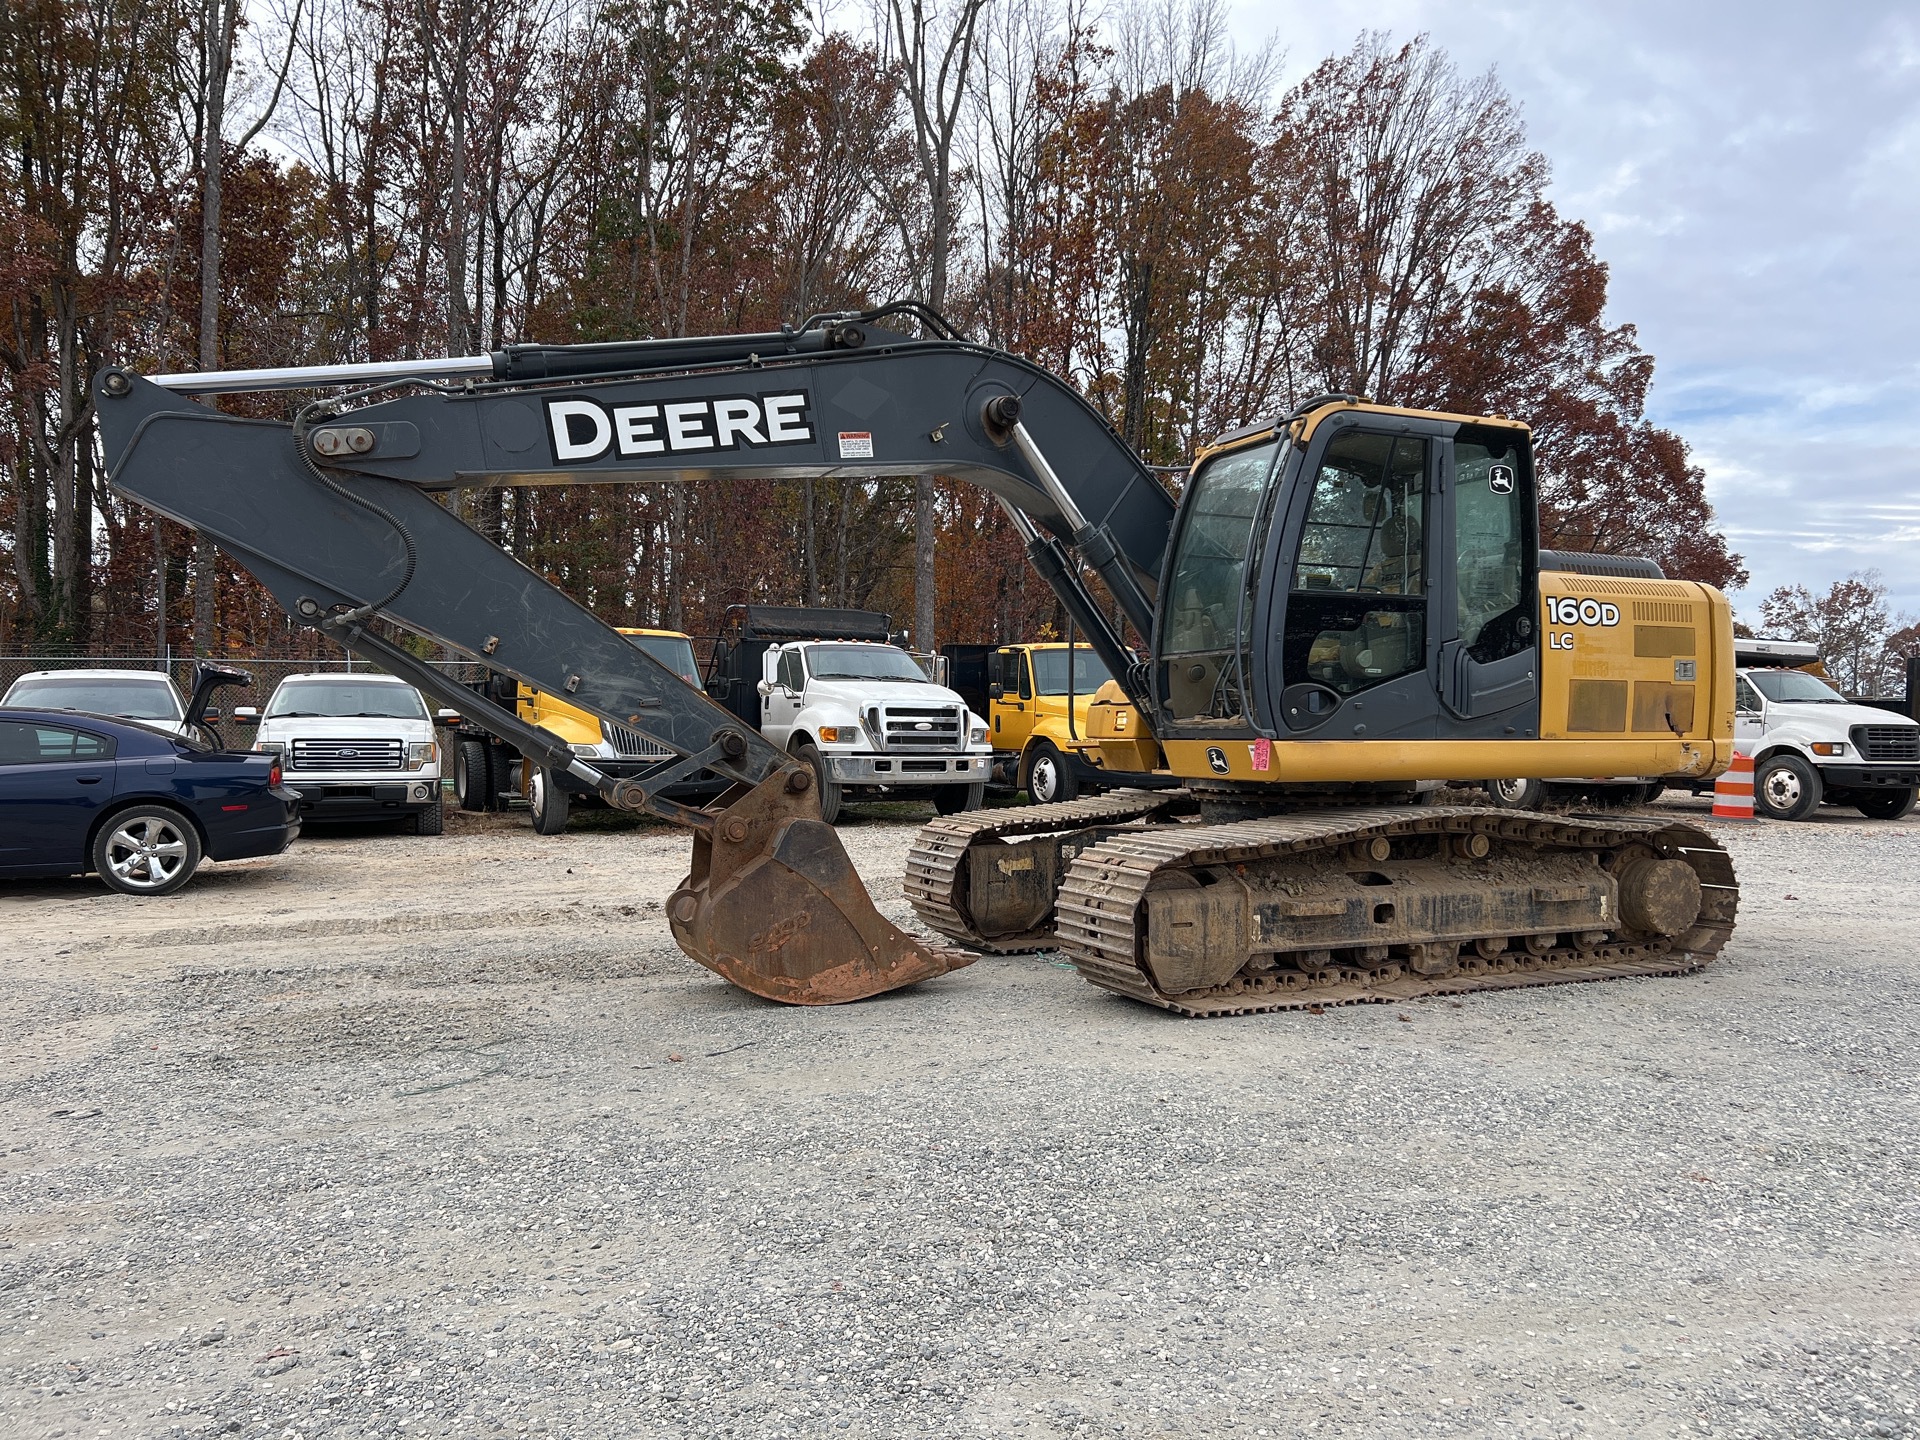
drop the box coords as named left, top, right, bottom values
left=904, top=790, right=1192, bottom=951
left=1053, top=804, right=1739, bottom=1016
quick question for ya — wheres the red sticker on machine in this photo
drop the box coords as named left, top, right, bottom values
left=1250, top=737, right=1272, bottom=772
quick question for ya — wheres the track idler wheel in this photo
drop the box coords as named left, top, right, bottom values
left=666, top=766, right=975, bottom=1005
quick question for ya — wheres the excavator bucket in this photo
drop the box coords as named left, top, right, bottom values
left=664, top=767, right=975, bottom=1004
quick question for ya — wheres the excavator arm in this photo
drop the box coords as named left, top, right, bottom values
left=93, top=311, right=1176, bottom=1005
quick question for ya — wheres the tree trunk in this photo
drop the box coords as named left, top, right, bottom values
left=802, top=477, right=819, bottom=605
left=193, top=0, right=237, bottom=655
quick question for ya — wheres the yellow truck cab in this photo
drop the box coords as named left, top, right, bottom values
left=451, top=627, right=726, bottom=833
left=944, top=641, right=1168, bottom=804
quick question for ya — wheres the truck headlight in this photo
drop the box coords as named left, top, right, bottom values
left=970, top=725, right=988, bottom=744
left=1811, top=741, right=1846, bottom=756
left=818, top=726, right=854, bottom=744
left=253, top=739, right=285, bottom=756
left=407, top=740, right=438, bottom=769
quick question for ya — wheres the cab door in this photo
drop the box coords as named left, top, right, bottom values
left=1430, top=426, right=1542, bottom=733
left=761, top=646, right=806, bottom=747
left=992, top=648, right=1036, bottom=752
left=1266, top=421, right=1443, bottom=740
left=1734, top=674, right=1767, bottom=746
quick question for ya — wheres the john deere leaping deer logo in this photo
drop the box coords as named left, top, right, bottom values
left=1206, top=746, right=1231, bottom=775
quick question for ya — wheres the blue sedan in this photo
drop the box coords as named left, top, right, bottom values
left=0, top=708, right=301, bottom=895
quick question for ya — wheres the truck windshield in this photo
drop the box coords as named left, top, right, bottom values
left=266, top=680, right=428, bottom=718
left=4, top=676, right=182, bottom=720
left=626, top=633, right=700, bottom=686
left=1030, top=648, right=1113, bottom=695
left=1747, top=670, right=1846, bottom=704
left=805, top=645, right=929, bottom=683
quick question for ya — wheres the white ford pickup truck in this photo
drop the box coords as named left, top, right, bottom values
left=246, top=672, right=446, bottom=833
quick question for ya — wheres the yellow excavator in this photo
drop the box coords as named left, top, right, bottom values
left=95, top=306, right=1739, bottom=1015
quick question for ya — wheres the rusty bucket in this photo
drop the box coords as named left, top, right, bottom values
left=665, top=767, right=975, bottom=1004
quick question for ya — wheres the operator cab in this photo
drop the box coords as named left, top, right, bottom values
left=1155, top=401, right=1540, bottom=745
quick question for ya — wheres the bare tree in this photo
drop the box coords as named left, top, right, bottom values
left=185, top=0, right=298, bottom=653
left=885, top=0, right=985, bottom=651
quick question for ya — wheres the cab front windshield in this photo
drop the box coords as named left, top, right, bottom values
left=266, top=680, right=429, bottom=719
left=1030, top=648, right=1113, bottom=695
left=805, top=645, right=929, bottom=683
left=626, top=633, right=700, bottom=686
left=1748, top=670, right=1846, bottom=704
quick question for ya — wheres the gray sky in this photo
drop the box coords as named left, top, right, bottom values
left=1230, top=0, right=1919, bottom=624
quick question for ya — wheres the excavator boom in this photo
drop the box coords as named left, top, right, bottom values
left=93, top=314, right=1174, bottom=1005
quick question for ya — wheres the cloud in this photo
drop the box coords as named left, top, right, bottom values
left=1227, top=0, right=1920, bottom=618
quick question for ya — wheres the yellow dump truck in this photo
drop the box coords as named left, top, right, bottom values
left=452, top=627, right=725, bottom=833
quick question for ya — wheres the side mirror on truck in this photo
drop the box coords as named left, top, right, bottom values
left=988, top=682, right=1003, bottom=700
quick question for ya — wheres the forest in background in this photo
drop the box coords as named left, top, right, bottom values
left=0, top=0, right=1751, bottom=661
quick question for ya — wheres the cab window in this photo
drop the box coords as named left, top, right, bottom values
left=1454, top=429, right=1531, bottom=662
left=1284, top=432, right=1428, bottom=698
left=777, top=650, right=804, bottom=692
left=1160, top=439, right=1277, bottom=720
left=1164, top=441, right=1276, bottom=656
left=1734, top=676, right=1763, bottom=713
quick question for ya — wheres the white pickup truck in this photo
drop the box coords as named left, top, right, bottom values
left=1736, top=646, right=1920, bottom=820
left=245, top=672, right=446, bottom=833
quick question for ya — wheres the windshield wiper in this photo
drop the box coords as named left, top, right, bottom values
left=268, top=710, right=323, bottom=717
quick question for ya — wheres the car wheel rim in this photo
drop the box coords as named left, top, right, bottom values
left=1032, top=758, right=1057, bottom=802
left=1762, top=770, right=1801, bottom=808
left=105, top=818, right=188, bottom=890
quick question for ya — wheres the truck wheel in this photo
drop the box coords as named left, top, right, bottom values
left=935, top=781, right=986, bottom=816
left=529, top=765, right=570, bottom=834
left=410, top=792, right=445, bottom=836
left=1857, top=787, right=1917, bottom=820
left=1754, top=753, right=1821, bottom=820
left=454, top=738, right=495, bottom=812
left=92, top=804, right=202, bottom=896
left=1483, top=777, right=1544, bottom=810
left=796, top=743, right=841, bottom=825
left=1024, top=740, right=1079, bottom=804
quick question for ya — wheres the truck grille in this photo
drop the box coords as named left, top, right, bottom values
left=291, top=737, right=404, bottom=771
left=871, top=704, right=964, bottom=752
left=602, top=720, right=674, bottom=759
left=1851, top=724, right=1920, bottom=763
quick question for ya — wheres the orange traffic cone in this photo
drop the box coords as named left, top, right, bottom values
left=1711, top=751, right=1756, bottom=820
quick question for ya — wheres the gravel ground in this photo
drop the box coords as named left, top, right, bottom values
left=3, top=795, right=1916, bottom=1440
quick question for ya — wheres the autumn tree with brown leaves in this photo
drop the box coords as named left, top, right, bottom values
left=0, top=2, right=1747, bottom=659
